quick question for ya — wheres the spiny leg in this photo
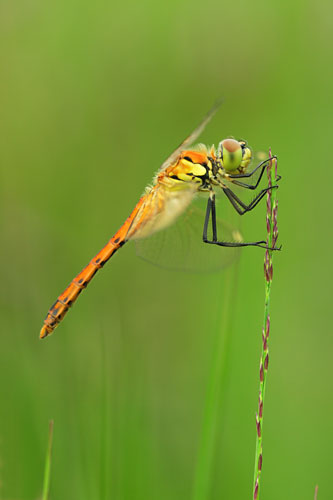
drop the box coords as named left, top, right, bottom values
left=203, top=194, right=214, bottom=242
left=231, top=172, right=281, bottom=190
left=228, top=157, right=274, bottom=179
left=227, top=156, right=280, bottom=190
left=223, top=184, right=278, bottom=215
left=202, top=193, right=280, bottom=250
left=211, top=192, right=217, bottom=241
left=203, top=193, right=218, bottom=243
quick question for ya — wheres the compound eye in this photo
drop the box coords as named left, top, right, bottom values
left=221, top=139, right=243, bottom=172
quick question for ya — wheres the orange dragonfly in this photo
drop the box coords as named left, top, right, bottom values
left=40, top=103, right=279, bottom=339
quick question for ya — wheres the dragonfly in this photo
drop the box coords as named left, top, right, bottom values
left=40, top=103, right=280, bottom=339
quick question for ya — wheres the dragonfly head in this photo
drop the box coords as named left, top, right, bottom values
left=217, top=139, right=252, bottom=174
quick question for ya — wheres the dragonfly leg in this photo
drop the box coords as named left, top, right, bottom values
left=223, top=185, right=278, bottom=215
left=226, top=156, right=280, bottom=190
left=211, top=191, right=217, bottom=241
left=202, top=194, right=281, bottom=250
left=203, top=192, right=217, bottom=242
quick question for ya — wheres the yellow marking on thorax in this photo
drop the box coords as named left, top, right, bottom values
left=175, top=160, right=207, bottom=183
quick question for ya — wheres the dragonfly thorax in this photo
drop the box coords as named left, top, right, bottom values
left=161, top=149, right=212, bottom=190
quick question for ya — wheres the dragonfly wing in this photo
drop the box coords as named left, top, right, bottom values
left=158, top=100, right=222, bottom=172
left=134, top=199, right=242, bottom=273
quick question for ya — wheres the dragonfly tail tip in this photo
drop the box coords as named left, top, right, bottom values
left=40, top=326, right=50, bottom=339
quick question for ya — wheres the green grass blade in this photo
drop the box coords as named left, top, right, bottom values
left=99, top=329, right=110, bottom=500
left=42, top=419, right=54, bottom=500
left=192, top=263, right=239, bottom=500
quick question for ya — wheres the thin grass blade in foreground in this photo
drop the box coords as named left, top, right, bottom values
left=192, top=263, right=240, bottom=500
left=42, top=419, right=54, bottom=500
left=252, top=153, right=279, bottom=500
left=314, top=485, right=318, bottom=500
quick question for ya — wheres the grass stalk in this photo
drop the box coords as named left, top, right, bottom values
left=42, top=419, right=54, bottom=500
left=252, top=153, right=279, bottom=500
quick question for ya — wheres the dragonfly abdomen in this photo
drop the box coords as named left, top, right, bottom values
left=40, top=195, right=146, bottom=339
left=40, top=238, right=123, bottom=338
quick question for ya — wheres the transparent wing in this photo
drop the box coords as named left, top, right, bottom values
left=134, top=197, right=242, bottom=273
left=158, top=100, right=222, bottom=172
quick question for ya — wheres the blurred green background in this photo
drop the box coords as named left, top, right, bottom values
left=0, top=0, right=332, bottom=499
